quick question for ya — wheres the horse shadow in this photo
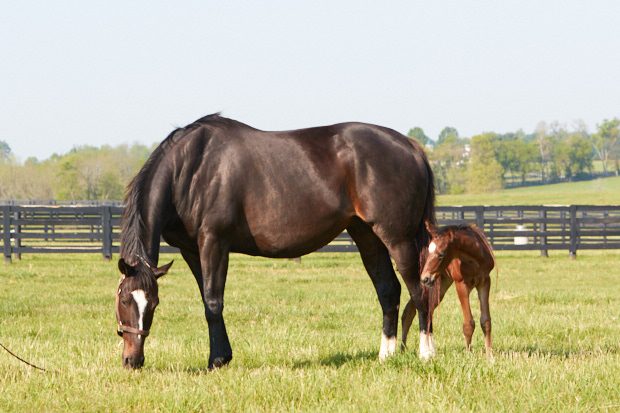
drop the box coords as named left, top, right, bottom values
left=292, top=350, right=376, bottom=369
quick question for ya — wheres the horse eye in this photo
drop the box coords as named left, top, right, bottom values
left=120, top=297, right=132, bottom=306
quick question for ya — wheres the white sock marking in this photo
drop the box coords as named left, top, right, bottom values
left=131, top=289, right=148, bottom=339
left=379, top=332, right=397, bottom=361
left=419, top=332, right=435, bottom=360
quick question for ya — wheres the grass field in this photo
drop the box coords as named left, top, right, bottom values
left=438, top=175, right=620, bottom=206
left=1, top=252, right=619, bottom=412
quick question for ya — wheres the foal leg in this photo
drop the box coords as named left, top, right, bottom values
left=455, top=280, right=475, bottom=351
left=347, top=220, right=401, bottom=361
left=401, top=273, right=453, bottom=350
left=198, top=232, right=233, bottom=369
left=476, top=275, right=493, bottom=358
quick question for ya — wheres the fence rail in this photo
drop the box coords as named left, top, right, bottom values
left=2, top=204, right=620, bottom=262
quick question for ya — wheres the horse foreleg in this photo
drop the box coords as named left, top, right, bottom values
left=476, top=276, right=493, bottom=358
left=455, top=280, right=475, bottom=352
left=198, top=232, right=232, bottom=369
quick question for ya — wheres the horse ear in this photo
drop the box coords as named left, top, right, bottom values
left=425, top=220, right=438, bottom=237
left=118, top=258, right=137, bottom=276
left=153, top=260, right=174, bottom=278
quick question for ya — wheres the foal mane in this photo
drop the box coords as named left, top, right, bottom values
left=120, top=113, right=225, bottom=268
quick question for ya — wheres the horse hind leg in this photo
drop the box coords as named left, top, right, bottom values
left=386, top=241, right=434, bottom=360
left=455, top=280, right=475, bottom=351
left=400, top=298, right=417, bottom=350
left=347, top=219, right=401, bottom=361
left=401, top=271, right=453, bottom=352
left=477, top=275, right=493, bottom=358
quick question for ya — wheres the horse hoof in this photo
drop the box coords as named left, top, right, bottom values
left=209, top=355, right=232, bottom=369
left=419, top=352, right=434, bottom=361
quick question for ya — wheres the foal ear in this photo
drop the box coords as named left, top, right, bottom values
left=153, top=260, right=174, bottom=278
left=425, top=220, right=438, bottom=237
left=118, top=258, right=137, bottom=276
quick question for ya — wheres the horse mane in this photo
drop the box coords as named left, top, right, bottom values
left=119, top=112, right=225, bottom=267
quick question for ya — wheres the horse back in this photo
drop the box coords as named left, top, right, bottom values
left=163, top=118, right=432, bottom=256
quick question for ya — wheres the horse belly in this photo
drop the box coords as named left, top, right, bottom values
left=237, top=198, right=351, bottom=258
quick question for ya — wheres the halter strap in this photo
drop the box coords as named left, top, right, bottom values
left=117, top=324, right=150, bottom=337
left=115, top=287, right=150, bottom=338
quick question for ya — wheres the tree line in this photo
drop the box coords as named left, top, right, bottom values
left=410, top=118, right=619, bottom=194
left=0, top=143, right=151, bottom=200
left=1, top=117, right=619, bottom=200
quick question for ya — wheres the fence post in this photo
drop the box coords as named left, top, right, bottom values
left=102, top=206, right=112, bottom=261
left=569, top=205, right=577, bottom=259
left=539, top=208, right=548, bottom=257
left=475, top=206, right=485, bottom=230
left=13, top=209, right=21, bottom=260
left=3, top=205, right=12, bottom=263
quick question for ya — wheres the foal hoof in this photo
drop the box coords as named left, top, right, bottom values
left=209, top=355, right=233, bottom=370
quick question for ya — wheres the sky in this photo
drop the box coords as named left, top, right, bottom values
left=1, top=0, right=619, bottom=161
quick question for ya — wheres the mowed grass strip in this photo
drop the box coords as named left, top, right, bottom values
left=438, top=175, right=620, bottom=206
left=1, top=252, right=619, bottom=412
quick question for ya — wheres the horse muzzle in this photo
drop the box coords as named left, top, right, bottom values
left=122, top=354, right=145, bottom=369
left=421, top=273, right=436, bottom=287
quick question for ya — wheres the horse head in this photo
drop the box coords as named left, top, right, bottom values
left=420, top=220, right=452, bottom=286
left=115, top=257, right=172, bottom=369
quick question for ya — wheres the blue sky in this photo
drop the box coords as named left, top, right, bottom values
left=1, top=1, right=619, bottom=160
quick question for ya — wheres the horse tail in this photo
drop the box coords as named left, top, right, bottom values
left=415, top=149, right=437, bottom=276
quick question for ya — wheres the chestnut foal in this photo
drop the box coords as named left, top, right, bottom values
left=401, top=221, right=495, bottom=359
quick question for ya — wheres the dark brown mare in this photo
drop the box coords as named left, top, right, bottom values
left=114, top=114, right=435, bottom=369
left=401, top=221, right=495, bottom=359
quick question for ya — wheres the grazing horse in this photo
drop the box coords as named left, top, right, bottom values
left=114, top=113, right=436, bottom=369
left=401, top=221, right=494, bottom=359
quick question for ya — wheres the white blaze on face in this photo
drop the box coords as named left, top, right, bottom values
left=131, top=289, right=148, bottom=338
left=428, top=241, right=437, bottom=254
left=379, top=332, right=397, bottom=361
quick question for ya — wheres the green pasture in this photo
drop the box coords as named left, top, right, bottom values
left=1, top=251, right=619, bottom=412
left=438, top=175, right=620, bottom=206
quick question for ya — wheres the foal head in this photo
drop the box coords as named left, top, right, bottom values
left=420, top=220, right=454, bottom=287
left=115, top=257, right=173, bottom=369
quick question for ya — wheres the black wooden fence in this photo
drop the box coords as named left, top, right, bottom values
left=2, top=204, right=620, bottom=263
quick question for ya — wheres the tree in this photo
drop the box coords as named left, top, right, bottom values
left=496, top=136, right=538, bottom=185
left=436, top=127, right=459, bottom=146
left=592, top=118, right=620, bottom=174
left=534, top=122, right=552, bottom=182
left=429, top=133, right=468, bottom=194
left=0, top=140, right=11, bottom=161
left=567, top=132, right=594, bottom=177
left=467, top=133, right=503, bottom=192
left=407, top=127, right=432, bottom=147
left=550, top=132, right=593, bottom=180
